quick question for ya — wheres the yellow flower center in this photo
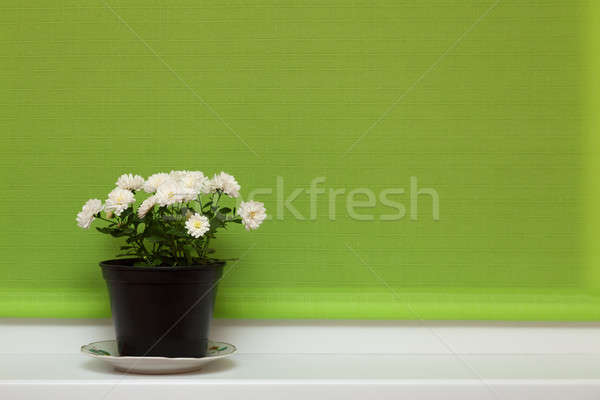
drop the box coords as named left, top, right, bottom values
left=193, top=221, right=203, bottom=229
left=249, top=211, right=256, bottom=218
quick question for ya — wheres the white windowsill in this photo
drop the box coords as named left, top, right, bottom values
left=1, top=318, right=600, bottom=399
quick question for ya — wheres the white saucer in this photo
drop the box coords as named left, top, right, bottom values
left=81, top=339, right=236, bottom=374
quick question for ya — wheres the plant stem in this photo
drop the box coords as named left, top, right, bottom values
left=201, top=235, right=211, bottom=258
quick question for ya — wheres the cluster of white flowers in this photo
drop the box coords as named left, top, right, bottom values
left=237, top=200, right=267, bottom=231
left=76, top=199, right=103, bottom=229
left=78, top=170, right=266, bottom=240
left=144, top=170, right=210, bottom=207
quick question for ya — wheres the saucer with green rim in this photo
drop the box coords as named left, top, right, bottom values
left=81, top=339, right=236, bottom=374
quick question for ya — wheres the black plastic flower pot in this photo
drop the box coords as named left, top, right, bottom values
left=100, top=259, right=224, bottom=358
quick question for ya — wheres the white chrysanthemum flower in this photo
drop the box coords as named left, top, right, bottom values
left=155, top=179, right=184, bottom=206
left=105, top=188, right=135, bottom=216
left=180, top=171, right=209, bottom=198
left=179, top=186, right=198, bottom=202
left=143, top=173, right=170, bottom=193
left=82, top=198, right=103, bottom=215
left=238, top=200, right=267, bottom=231
left=76, top=199, right=103, bottom=229
left=76, top=212, right=95, bottom=229
left=208, top=171, right=241, bottom=198
left=116, top=173, right=145, bottom=191
left=185, top=213, right=210, bottom=238
left=137, top=195, right=156, bottom=218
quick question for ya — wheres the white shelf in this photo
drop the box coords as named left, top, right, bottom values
left=3, top=353, right=600, bottom=400
left=1, top=319, right=600, bottom=399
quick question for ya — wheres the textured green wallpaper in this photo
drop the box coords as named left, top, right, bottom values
left=1, top=0, right=599, bottom=320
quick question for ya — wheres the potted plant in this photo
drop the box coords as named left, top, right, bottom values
left=76, top=170, right=266, bottom=358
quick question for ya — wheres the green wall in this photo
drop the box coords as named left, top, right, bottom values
left=2, top=0, right=599, bottom=320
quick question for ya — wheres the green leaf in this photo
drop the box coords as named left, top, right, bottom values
left=145, top=235, right=163, bottom=243
left=166, top=227, right=187, bottom=237
left=210, top=217, right=226, bottom=229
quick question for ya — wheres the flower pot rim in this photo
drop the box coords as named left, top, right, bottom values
left=99, top=258, right=226, bottom=272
